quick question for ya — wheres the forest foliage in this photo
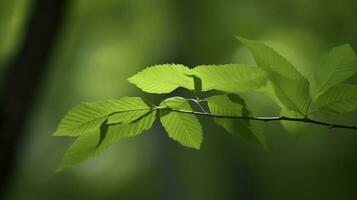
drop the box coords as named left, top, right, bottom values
left=54, top=37, right=357, bottom=171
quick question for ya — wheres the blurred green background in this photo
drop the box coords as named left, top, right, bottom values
left=2, top=0, right=357, bottom=199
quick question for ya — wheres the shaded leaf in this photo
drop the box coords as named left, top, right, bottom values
left=312, top=84, right=357, bottom=114
left=187, top=74, right=202, bottom=93
left=56, top=130, right=100, bottom=172
left=313, top=44, right=357, bottom=96
left=238, top=36, right=311, bottom=114
left=206, top=94, right=268, bottom=149
left=280, top=109, right=307, bottom=135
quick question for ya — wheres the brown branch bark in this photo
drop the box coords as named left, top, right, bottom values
left=0, top=0, right=68, bottom=197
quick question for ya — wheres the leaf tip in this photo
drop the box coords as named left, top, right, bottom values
left=52, top=130, right=63, bottom=137
left=54, top=162, right=68, bottom=173
left=191, top=142, right=201, bottom=150
left=127, top=74, right=137, bottom=85
left=235, top=35, right=250, bottom=43
left=262, top=146, right=270, bottom=152
left=54, top=167, right=64, bottom=173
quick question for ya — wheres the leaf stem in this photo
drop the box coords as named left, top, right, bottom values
left=189, top=99, right=208, bottom=113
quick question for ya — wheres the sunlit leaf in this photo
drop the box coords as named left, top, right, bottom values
left=205, top=94, right=243, bottom=116
left=193, top=64, right=267, bottom=92
left=128, top=64, right=194, bottom=94
left=54, top=97, right=150, bottom=136
left=160, top=97, right=203, bottom=149
left=56, top=110, right=156, bottom=171
left=107, top=109, right=151, bottom=124
left=97, top=110, right=156, bottom=153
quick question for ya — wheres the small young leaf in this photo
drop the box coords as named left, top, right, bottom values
left=313, top=44, right=357, bottom=96
left=193, top=64, right=267, bottom=93
left=206, top=94, right=268, bottom=149
left=128, top=64, right=194, bottom=94
left=237, top=36, right=311, bottom=114
left=159, top=97, right=203, bottom=149
left=312, top=84, right=357, bottom=114
left=54, top=97, right=150, bottom=137
left=56, top=110, right=156, bottom=171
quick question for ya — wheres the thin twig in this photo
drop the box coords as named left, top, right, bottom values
left=157, top=108, right=357, bottom=131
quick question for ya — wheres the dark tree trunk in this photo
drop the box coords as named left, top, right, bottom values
left=0, top=0, right=68, bottom=198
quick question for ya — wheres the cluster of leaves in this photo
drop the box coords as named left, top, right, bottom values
left=54, top=37, right=357, bottom=171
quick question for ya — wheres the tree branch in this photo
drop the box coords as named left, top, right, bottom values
left=159, top=108, right=357, bottom=131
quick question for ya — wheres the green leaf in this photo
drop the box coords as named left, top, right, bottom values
left=205, top=94, right=243, bottom=116
left=107, top=109, right=151, bottom=124
left=206, top=94, right=268, bottom=149
left=128, top=64, right=194, bottom=94
left=193, top=64, right=267, bottom=93
left=56, top=110, right=156, bottom=172
left=54, top=97, right=150, bottom=136
left=312, top=84, right=357, bottom=114
left=313, top=44, right=357, bottom=96
left=256, top=81, right=285, bottom=108
left=237, top=36, right=311, bottom=114
left=97, top=110, right=156, bottom=153
left=258, top=81, right=309, bottom=135
left=159, top=97, right=203, bottom=149
left=56, top=130, right=100, bottom=172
